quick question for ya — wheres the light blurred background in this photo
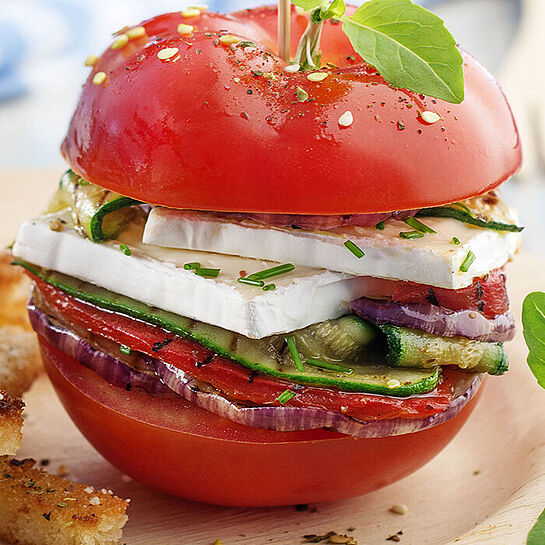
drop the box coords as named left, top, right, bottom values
left=0, top=0, right=543, bottom=253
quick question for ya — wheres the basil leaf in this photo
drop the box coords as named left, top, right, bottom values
left=522, top=292, right=545, bottom=388
left=528, top=507, right=545, bottom=545
left=342, top=0, right=464, bottom=103
left=292, top=0, right=324, bottom=11
left=322, top=0, right=346, bottom=20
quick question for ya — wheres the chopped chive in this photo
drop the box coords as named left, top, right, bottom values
left=119, top=244, right=131, bottom=256
left=276, top=389, right=296, bottom=405
left=459, top=250, right=476, bottom=272
left=375, top=221, right=385, bottom=230
left=399, top=231, right=424, bottom=240
left=238, top=277, right=265, bottom=287
left=247, top=263, right=295, bottom=281
left=120, top=345, right=132, bottom=355
left=263, top=283, right=276, bottom=291
left=344, top=240, right=365, bottom=258
left=404, top=217, right=436, bottom=234
left=286, top=336, right=304, bottom=372
left=451, top=236, right=461, bottom=245
left=194, top=268, right=220, bottom=278
left=306, top=358, right=354, bottom=374
left=184, top=262, right=201, bottom=270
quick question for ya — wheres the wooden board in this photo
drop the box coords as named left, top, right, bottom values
left=1, top=170, right=545, bottom=544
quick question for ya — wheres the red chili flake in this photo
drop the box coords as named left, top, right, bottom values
left=239, top=270, right=247, bottom=277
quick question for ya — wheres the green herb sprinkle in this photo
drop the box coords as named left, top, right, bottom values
left=286, top=336, right=304, bottom=372
left=238, top=277, right=265, bottom=287
left=399, top=231, right=424, bottom=240
left=194, top=268, right=220, bottom=278
left=306, top=358, right=354, bottom=374
left=277, top=389, right=296, bottom=405
left=459, top=250, right=476, bottom=272
left=344, top=240, right=365, bottom=258
left=247, top=263, right=295, bottom=281
left=404, top=217, right=436, bottom=234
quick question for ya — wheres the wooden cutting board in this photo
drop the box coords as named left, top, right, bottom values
left=1, top=170, right=544, bottom=545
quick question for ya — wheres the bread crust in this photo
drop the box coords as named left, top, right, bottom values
left=0, top=457, right=129, bottom=545
left=0, top=392, right=24, bottom=456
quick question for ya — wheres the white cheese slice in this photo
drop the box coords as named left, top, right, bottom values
left=13, top=213, right=392, bottom=339
left=143, top=209, right=521, bottom=289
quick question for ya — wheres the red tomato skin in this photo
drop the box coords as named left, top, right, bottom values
left=40, top=336, right=483, bottom=506
left=61, top=7, right=521, bottom=215
left=392, top=268, right=509, bottom=319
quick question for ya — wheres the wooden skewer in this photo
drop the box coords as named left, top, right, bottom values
left=278, top=0, right=291, bottom=63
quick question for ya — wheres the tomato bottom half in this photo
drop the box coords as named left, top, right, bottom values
left=40, top=336, right=483, bottom=507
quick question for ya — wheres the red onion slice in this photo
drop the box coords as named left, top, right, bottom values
left=210, top=209, right=420, bottom=230
left=29, top=303, right=482, bottom=438
left=28, top=303, right=170, bottom=396
left=350, top=297, right=515, bottom=343
left=148, top=357, right=483, bottom=438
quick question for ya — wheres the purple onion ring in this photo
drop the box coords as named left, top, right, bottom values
left=350, top=297, right=515, bottom=343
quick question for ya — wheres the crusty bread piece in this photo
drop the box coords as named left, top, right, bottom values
left=0, top=250, right=32, bottom=331
left=0, top=327, right=41, bottom=397
left=0, top=392, right=24, bottom=456
left=0, top=457, right=129, bottom=545
left=0, top=250, right=42, bottom=396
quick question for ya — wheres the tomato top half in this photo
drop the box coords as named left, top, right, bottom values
left=61, top=6, right=521, bottom=214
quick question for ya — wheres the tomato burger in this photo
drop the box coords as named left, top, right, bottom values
left=13, top=2, right=521, bottom=506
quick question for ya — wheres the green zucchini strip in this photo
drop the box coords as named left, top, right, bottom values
left=416, top=206, right=523, bottom=232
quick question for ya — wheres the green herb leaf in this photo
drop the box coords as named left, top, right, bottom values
left=321, top=0, right=346, bottom=20
left=292, top=0, right=324, bottom=11
left=522, top=292, right=545, bottom=389
left=342, top=0, right=464, bottom=103
left=528, top=507, right=545, bottom=545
